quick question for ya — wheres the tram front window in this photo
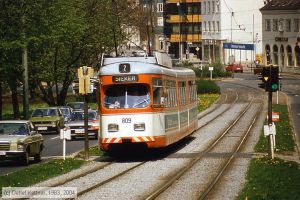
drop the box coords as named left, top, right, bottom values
left=104, top=84, right=150, bottom=109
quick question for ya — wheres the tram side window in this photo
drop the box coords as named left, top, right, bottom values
left=188, top=80, right=197, bottom=102
left=152, top=78, right=164, bottom=105
left=179, top=81, right=186, bottom=106
left=165, top=80, right=177, bottom=108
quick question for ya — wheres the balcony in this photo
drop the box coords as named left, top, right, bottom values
left=166, top=15, right=202, bottom=23
left=169, top=34, right=202, bottom=42
left=166, top=0, right=201, bottom=3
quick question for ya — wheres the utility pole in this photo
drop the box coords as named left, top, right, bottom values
left=177, top=2, right=181, bottom=60
left=21, top=2, right=29, bottom=120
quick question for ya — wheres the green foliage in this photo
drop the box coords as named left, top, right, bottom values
left=189, top=61, right=232, bottom=78
left=237, top=157, right=300, bottom=200
left=0, top=158, right=85, bottom=189
left=0, top=0, right=143, bottom=110
left=255, top=104, right=295, bottom=152
left=196, top=79, right=220, bottom=94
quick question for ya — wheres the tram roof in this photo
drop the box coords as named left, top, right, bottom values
left=99, top=57, right=195, bottom=78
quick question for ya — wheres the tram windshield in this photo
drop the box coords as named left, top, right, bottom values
left=104, top=84, right=150, bottom=109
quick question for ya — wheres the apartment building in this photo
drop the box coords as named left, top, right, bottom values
left=260, top=0, right=300, bottom=73
left=202, top=0, right=264, bottom=64
left=164, top=0, right=202, bottom=60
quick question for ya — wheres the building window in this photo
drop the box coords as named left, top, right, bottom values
left=265, top=19, right=271, bottom=31
left=208, top=21, right=211, bottom=32
left=212, top=21, right=215, bottom=32
left=204, top=21, right=207, bottom=31
left=273, top=19, right=278, bottom=31
left=203, top=2, right=206, bottom=14
left=157, top=3, right=163, bottom=12
left=286, top=19, right=291, bottom=32
left=208, top=2, right=210, bottom=13
left=216, top=1, right=220, bottom=12
left=157, top=17, right=163, bottom=26
left=294, top=19, right=300, bottom=32
left=217, top=21, right=220, bottom=32
left=212, top=1, right=215, bottom=13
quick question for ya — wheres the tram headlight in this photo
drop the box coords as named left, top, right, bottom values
left=134, top=123, right=145, bottom=131
left=108, top=124, right=119, bottom=132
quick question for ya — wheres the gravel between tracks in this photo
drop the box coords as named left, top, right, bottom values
left=76, top=103, right=248, bottom=199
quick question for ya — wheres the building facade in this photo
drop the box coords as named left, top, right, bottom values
left=202, top=0, right=264, bottom=64
left=260, top=0, right=300, bottom=73
left=164, top=0, right=202, bottom=61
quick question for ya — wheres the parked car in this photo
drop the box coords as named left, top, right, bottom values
left=59, top=106, right=73, bottom=123
left=225, top=64, right=244, bottom=73
left=30, top=107, right=64, bottom=134
left=65, top=110, right=99, bottom=140
left=0, top=120, right=44, bottom=165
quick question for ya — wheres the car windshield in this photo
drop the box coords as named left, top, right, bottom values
left=0, top=123, right=29, bottom=135
left=71, top=112, right=98, bottom=121
left=104, top=84, right=150, bottom=109
left=69, top=103, right=84, bottom=110
left=60, top=108, right=70, bottom=115
left=32, top=108, right=58, bottom=117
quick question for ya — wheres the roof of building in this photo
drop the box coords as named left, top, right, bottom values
left=260, top=0, right=300, bottom=11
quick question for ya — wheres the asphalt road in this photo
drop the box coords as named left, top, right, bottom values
left=0, top=134, right=98, bottom=175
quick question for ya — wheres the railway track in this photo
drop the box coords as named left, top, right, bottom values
left=26, top=85, right=262, bottom=200
left=144, top=95, right=258, bottom=200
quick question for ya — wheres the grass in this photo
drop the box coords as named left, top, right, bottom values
left=237, top=157, right=300, bottom=200
left=77, top=145, right=105, bottom=157
left=255, top=104, right=295, bottom=153
left=198, top=94, right=220, bottom=112
left=0, top=158, right=85, bottom=190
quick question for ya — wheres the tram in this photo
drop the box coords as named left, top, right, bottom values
left=98, top=53, right=198, bottom=151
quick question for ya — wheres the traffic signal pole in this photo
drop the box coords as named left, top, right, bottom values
left=268, top=90, right=274, bottom=159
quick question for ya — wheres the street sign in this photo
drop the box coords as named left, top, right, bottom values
left=209, top=67, right=214, bottom=71
left=223, top=43, right=254, bottom=50
left=264, top=123, right=276, bottom=137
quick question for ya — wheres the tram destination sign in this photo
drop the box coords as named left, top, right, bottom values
left=112, top=75, right=138, bottom=83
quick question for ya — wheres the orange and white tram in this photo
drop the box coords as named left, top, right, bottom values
left=98, top=55, right=198, bottom=151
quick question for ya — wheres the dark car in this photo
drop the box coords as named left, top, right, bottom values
left=59, top=106, right=73, bottom=123
left=66, top=102, right=90, bottom=111
left=30, top=107, right=64, bottom=134
left=65, top=110, right=99, bottom=140
left=225, top=64, right=244, bottom=73
left=0, top=120, right=44, bottom=165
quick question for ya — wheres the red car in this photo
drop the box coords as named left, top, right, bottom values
left=225, top=64, right=243, bottom=73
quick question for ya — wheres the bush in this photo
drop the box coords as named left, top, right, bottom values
left=189, top=61, right=232, bottom=78
left=196, top=79, right=220, bottom=94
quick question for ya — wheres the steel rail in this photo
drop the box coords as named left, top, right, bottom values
left=198, top=104, right=262, bottom=200
left=145, top=95, right=255, bottom=200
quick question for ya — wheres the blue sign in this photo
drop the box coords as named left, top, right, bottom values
left=223, top=43, right=254, bottom=51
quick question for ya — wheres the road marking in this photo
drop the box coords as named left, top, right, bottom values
left=295, top=94, right=299, bottom=97
left=51, top=136, right=60, bottom=140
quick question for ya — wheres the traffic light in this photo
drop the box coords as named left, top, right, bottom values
left=269, top=67, right=279, bottom=92
left=258, top=66, right=279, bottom=92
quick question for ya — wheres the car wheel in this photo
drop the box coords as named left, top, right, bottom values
left=20, top=150, right=29, bottom=166
left=56, top=126, right=60, bottom=134
left=34, top=152, right=42, bottom=162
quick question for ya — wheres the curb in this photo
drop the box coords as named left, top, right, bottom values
left=285, top=92, right=300, bottom=160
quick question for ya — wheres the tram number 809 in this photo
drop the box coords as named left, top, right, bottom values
left=122, top=118, right=131, bottom=123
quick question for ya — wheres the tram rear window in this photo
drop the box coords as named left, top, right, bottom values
left=103, top=84, right=150, bottom=109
